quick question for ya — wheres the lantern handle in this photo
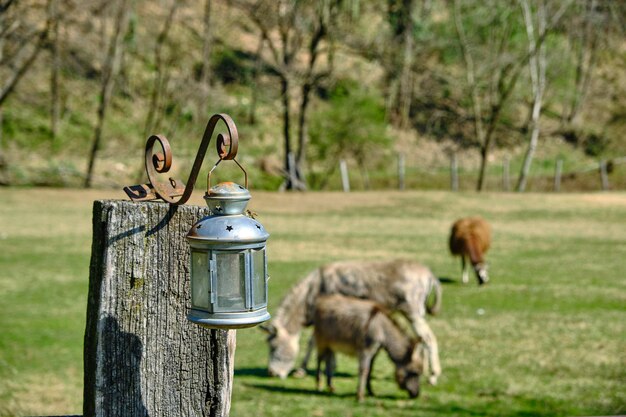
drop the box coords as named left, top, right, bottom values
left=123, top=113, right=239, bottom=205
left=206, top=157, right=248, bottom=194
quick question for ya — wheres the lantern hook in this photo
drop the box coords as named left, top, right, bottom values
left=124, top=113, right=244, bottom=205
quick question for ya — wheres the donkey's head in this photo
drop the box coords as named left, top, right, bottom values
left=395, top=342, right=423, bottom=399
left=474, top=262, right=489, bottom=285
left=261, top=322, right=300, bottom=379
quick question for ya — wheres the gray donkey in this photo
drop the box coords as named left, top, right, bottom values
left=314, top=294, right=423, bottom=402
left=261, top=259, right=442, bottom=384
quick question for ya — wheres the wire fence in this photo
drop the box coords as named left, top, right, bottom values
left=329, top=154, right=626, bottom=193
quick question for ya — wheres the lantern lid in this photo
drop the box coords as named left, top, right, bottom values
left=204, top=182, right=250, bottom=215
left=187, top=212, right=269, bottom=245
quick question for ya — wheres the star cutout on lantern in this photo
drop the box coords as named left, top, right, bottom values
left=226, top=225, right=233, bottom=232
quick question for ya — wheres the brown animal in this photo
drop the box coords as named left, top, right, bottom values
left=314, top=294, right=423, bottom=402
left=261, top=259, right=442, bottom=384
left=449, top=217, right=491, bottom=285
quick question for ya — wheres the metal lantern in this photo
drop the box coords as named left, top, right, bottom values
left=123, top=113, right=270, bottom=330
left=187, top=182, right=270, bottom=329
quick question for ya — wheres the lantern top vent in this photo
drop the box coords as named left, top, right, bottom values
left=204, top=182, right=251, bottom=215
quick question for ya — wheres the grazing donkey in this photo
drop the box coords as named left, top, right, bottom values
left=449, top=216, right=492, bottom=285
left=314, top=294, right=423, bottom=402
left=262, top=259, right=442, bottom=384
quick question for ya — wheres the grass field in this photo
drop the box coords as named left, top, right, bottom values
left=0, top=187, right=624, bottom=416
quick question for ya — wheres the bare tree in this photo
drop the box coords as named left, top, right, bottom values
left=200, top=0, right=212, bottom=88
left=452, top=0, right=570, bottom=191
left=248, top=36, right=264, bottom=125
left=385, top=0, right=416, bottom=129
left=560, top=0, right=621, bottom=128
left=0, top=0, right=52, bottom=184
left=516, top=0, right=547, bottom=192
left=0, top=0, right=51, bottom=107
left=84, top=0, right=129, bottom=188
left=49, top=0, right=61, bottom=139
left=143, top=0, right=181, bottom=140
left=235, top=0, right=339, bottom=190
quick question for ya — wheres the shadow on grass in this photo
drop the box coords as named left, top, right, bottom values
left=235, top=367, right=353, bottom=378
left=437, top=276, right=457, bottom=284
left=243, top=382, right=355, bottom=399
left=243, top=378, right=566, bottom=416
left=235, top=367, right=268, bottom=377
left=417, top=393, right=565, bottom=417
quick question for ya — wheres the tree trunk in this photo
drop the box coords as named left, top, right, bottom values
left=196, top=0, right=212, bottom=119
left=453, top=0, right=487, bottom=190
left=143, top=0, right=180, bottom=140
left=397, top=2, right=414, bottom=130
left=0, top=4, right=5, bottom=184
left=84, top=0, right=128, bottom=188
left=0, top=28, right=48, bottom=106
left=517, top=0, right=547, bottom=192
left=280, top=75, right=293, bottom=190
left=49, top=0, right=61, bottom=139
left=84, top=200, right=235, bottom=417
left=563, top=0, right=597, bottom=126
left=201, top=0, right=212, bottom=88
left=248, top=37, right=264, bottom=125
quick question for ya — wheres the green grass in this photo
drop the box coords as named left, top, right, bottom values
left=0, top=188, right=625, bottom=416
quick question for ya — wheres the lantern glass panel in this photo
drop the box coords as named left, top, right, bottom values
left=191, top=251, right=210, bottom=309
left=215, top=252, right=246, bottom=311
left=252, top=248, right=267, bottom=307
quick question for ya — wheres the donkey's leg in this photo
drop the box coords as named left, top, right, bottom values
left=325, top=351, right=336, bottom=393
left=411, top=315, right=441, bottom=385
left=316, top=349, right=326, bottom=391
left=293, top=334, right=315, bottom=378
left=462, top=256, right=469, bottom=284
left=365, top=349, right=381, bottom=397
left=357, top=350, right=374, bottom=402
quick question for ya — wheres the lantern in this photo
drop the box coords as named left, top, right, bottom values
left=186, top=181, right=270, bottom=329
left=123, top=113, right=271, bottom=330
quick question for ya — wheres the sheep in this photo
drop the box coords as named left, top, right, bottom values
left=449, top=216, right=491, bottom=285
left=261, top=259, right=442, bottom=384
left=314, top=294, right=423, bottom=402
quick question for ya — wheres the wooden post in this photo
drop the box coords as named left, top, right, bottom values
left=84, top=200, right=235, bottom=417
left=599, top=160, right=609, bottom=191
left=450, top=153, right=458, bottom=191
left=397, top=153, right=405, bottom=190
left=502, top=156, right=510, bottom=192
left=554, top=159, right=563, bottom=192
left=339, top=159, right=350, bottom=192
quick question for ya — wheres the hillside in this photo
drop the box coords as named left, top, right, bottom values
left=1, top=0, right=625, bottom=191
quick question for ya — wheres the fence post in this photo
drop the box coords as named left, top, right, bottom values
left=600, top=160, right=609, bottom=191
left=450, top=153, right=458, bottom=191
left=339, top=159, right=350, bottom=192
left=502, top=156, right=510, bottom=192
left=84, top=200, right=235, bottom=417
left=554, top=159, right=563, bottom=192
left=288, top=152, right=297, bottom=187
left=398, top=153, right=405, bottom=190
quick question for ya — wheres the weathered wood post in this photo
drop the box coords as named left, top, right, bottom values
left=450, top=153, right=458, bottom=191
left=84, top=200, right=236, bottom=417
left=554, top=158, right=563, bottom=192
left=397, top=152, right=405, bottom=190
left=339, top=159, right=350, bottom=192
left=599, top=159, right=609, bottom=191
left=502, top=156, right=510, bottom=192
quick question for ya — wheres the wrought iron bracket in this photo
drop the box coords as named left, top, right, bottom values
left=124, top=113, right=244, bottom=205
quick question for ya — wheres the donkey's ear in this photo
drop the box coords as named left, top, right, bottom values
left=259, top=323, right=276, bottom=335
